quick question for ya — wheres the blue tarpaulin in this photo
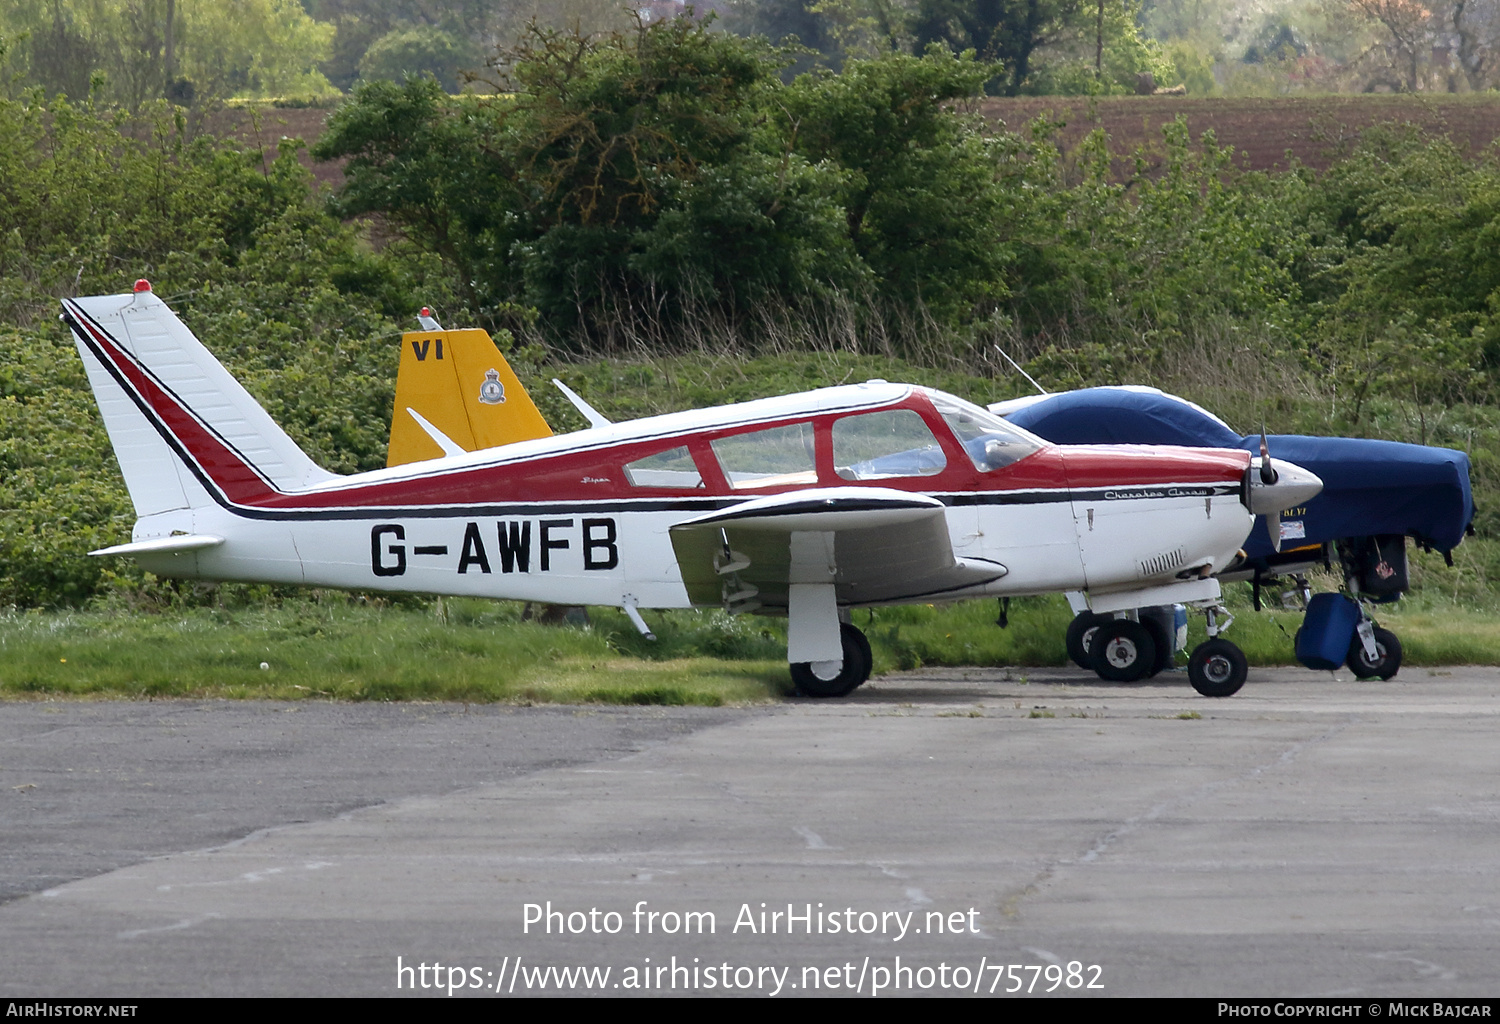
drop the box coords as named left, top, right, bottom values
left=1004, top=387, right=1474, bottom=559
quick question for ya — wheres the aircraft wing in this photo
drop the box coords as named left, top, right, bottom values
left=669, top=487, right=1007, bottom=611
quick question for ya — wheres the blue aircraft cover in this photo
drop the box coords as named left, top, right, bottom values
left=1005, top=388, right=1474, bottom=558
left=1005, top=388, right=1244, bottom=448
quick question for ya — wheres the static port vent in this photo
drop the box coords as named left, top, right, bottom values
left=1138, top=547, right=1185, bottom=578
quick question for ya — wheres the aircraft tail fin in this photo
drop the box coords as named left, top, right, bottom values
left=387, top=323, right=553, bottom=467
left=62, top=283, right=337, bottom=518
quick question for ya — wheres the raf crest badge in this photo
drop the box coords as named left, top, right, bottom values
left=478, top=368, right=506, bottom=405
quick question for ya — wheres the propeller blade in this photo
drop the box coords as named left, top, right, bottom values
left=1259, top=427, right=1278, bottom=485
left=1268, top=508, right=1282, bottom=553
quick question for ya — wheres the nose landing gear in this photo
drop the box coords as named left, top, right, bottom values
left=1187, top=639, right=1248, bottom=696
left=1186, top=604, right=1248, bottom=697
left=1347, top=623, right=1402, bottom=680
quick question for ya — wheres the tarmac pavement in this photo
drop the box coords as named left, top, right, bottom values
left=2, top=665, right=1499, bottom=997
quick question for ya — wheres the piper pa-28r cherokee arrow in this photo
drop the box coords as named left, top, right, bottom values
left=64, top=283, right=1322, bottom=698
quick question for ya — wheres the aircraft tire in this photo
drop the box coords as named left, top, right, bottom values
left=1089, top=620, right=1157, bottom=683
left=792, top=623, right=871, bottom=698
left=1346, top=627, right=1402, bottom=681
left=1187, top=639, right=1247, bottom=697
left=846, top=624, right=874, bottom=685
left=1065, top=612, right=1109, bottom=670
left=1140, top=614, right=1174, bottom=677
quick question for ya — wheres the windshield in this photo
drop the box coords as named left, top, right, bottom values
left=925, top=391, right=1044, bottom=472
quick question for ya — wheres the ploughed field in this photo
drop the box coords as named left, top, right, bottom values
left=208, top=105, right=344, bottom=190
left=215, top=96, right=1500, bottom=191
left=981, top=94, right=1500, bottom=175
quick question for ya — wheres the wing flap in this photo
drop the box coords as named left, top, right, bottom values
left=669, top=488, right=1006, bottom=609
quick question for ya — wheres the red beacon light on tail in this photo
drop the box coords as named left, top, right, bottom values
left=133, top=279, right=152, bottom=293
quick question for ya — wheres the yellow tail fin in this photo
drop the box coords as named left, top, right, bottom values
left=386, top=327, right=553, bottom=467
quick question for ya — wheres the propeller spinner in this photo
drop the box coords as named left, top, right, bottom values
left=1246, top=432, right=1323, bottom=554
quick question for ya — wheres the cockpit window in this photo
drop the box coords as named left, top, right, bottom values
left=711, top=422, right=817, bottom=489
left=833, top=409, right=946, bottom=480
left=623, top=446, right=703, bottom=488
left=927, top=392, right=1044, bottom=472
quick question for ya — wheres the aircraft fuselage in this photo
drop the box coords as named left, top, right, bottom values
left=120, top=386, right=1255, bottom=612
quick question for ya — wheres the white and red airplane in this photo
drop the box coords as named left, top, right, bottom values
left=63, top=283, right=1322, bottom=698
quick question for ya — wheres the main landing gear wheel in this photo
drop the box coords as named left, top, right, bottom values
left=792, top=622, right=872, bottom=698
left=1347, top=626, right=1402, bottom=681
left=1187, top=638, right=1248, bottom=697
left=1140, top=615, right=1175, bottom=678
left=1066, top=612, right=1110, bottom=670
left=1089, top=619, right=1157, bottom=683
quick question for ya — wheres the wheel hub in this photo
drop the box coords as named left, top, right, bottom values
left=1104, top=639, right=1138, bottom=668
left=1203, top=655, right=1233, bottom=683
left=810, top=659, right=843, bottom=681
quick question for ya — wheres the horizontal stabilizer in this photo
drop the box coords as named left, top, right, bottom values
left=552, top=379, right=612, bottom=429
left=90, top=534, right=225, bottom=557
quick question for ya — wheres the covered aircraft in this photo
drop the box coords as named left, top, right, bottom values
left=993, top=386, right=1475, bottom=680
left=65, top=286, right=1322, bottom=698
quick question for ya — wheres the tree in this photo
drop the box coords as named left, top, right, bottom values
left=718, top=0, right=844, bottom=75
left=807, top=0, right=914, bottom=60
left=307, top=0, right=635, bottom=92
left=1020, top=0, right=1175, bottom=94
left=316, top=23, right=1027, bottom=337
left=357, top=25, right=480, bottom=92
left=317, top=19, right=860, bottom=332
left=312, top=77, right=514, bottom=312
left=0, top=0, right=336, bottom=106
left=780, top=48, right=1011, bottom=313
left=1447, top=0, right=1500, bottom=89
left=908, top=0, right=1085, bottom=94
left=1346, top=0, right=1432, bottom=90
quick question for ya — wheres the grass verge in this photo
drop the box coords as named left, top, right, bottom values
left=3, top=569, right=1499, bottom=705
left=0, top=601, right=788, bottom=705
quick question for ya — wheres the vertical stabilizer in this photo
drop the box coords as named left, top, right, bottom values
left=387, top=327, right=552, bottom=466
left=63, top=286, right=337, bottom=517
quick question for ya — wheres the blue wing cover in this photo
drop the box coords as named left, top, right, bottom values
left=1006, top=388, right=1474, bottom=556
